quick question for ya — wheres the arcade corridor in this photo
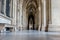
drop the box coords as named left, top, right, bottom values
left=0, top=0, right=60, bottom=40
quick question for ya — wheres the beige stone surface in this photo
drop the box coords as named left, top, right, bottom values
left=0, top=24, right=4, bottom=31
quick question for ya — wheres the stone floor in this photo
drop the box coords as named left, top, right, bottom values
left=0, top=30, right=60, bottom=40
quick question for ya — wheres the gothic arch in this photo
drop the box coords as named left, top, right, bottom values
left=22, top=0, right=40, bottom=30
left=21, top=0, right=51, bottom=31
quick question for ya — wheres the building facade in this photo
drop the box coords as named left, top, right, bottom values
left=0, top=0, right=60, bottom=32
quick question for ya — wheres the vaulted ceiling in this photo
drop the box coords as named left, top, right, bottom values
left=22, top=0, right=39, bottom=15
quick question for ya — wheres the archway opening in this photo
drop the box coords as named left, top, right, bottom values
left=22, top=0, right=39, bottom=30
left=27, top=14, right=35, bottom=30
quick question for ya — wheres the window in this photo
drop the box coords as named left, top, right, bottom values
left=6, top=0, right=10, bottom=17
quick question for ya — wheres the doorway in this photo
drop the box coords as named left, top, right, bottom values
left=5, top=27, right=13, bottom=32
left=27, top=14, right=35, bottom=30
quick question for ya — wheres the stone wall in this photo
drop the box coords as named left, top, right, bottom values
left=0, top=24, right=5, bottom=32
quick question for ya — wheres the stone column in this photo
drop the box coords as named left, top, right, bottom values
left=0, top=0, right=1, bottom=12
left=45, top=0, right=50, bottom=32
left=41, top=0, right=46, bottom=31
left=3, top=0, right=6, bottom=15
left=10, top=0, right=13, bottom=18
left=38, top=0, right=42, bottom=31
left=20, top=0, right=23, bottom=30
left=12, top=0, right=17, bottom=31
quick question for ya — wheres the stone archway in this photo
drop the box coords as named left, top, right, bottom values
left=22, top=0, right=39, bottom=30
left=28, top=14, right=35, bottom=30
left=21, top=0, right=51, bottom=31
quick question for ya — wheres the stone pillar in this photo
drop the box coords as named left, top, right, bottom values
left=10, top=0, right=13, bottom=18
left=45, top=0, right=50, bottom=32
left=38, top=0, right=42, bottom=31
left=38, top=0, right=41, bottom=31
left=4, top=0, right=6, bottom=15
left=12, top=0, right=17, bottom=31
left=20, top=0, right=23, bottom=31
left=41, top=0, right=46, bottom=31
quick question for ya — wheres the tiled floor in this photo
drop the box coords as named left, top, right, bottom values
left=0, top=30, right=60, bottom=40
